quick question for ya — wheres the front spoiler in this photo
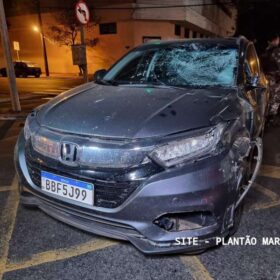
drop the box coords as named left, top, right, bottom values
left=20, top=191, right=224, bottom=254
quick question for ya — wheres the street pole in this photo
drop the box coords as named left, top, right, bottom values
left=80, top=25, right=88, bottom=83
left=0, top=0, right=21, bottom=112
left=36, top=0, right=49, bottom=77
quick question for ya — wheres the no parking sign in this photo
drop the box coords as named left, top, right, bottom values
left=75, top=1, right=90, bottom=25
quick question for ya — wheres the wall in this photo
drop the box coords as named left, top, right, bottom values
left=0, top=1, right=237, bottom=75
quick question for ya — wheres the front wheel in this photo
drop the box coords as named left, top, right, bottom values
left=228, top=200, right=244, bottom=236
left=35, top=73, right=40, bottom=78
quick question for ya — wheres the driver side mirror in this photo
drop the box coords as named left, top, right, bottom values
left=247, top=74, right=259, bottom=88
left=93, top=69, right=107, bottom=82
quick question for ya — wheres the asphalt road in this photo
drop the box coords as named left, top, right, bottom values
left=0, top=120, right=279, bottom=280
left=0, top=76, right=83, bottom=115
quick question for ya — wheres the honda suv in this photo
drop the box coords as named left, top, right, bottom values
left=15, top=37, right=268, bottom=254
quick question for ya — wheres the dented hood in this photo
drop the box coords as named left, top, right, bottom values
left=37, top=83, right=242, bottom=139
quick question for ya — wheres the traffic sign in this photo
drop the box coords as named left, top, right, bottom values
left=13, top=41, right=20, bottom=51
left=75, top=1, right=90, bottom=25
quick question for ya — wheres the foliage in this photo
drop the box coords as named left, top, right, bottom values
left=47, top=6, right=99, bottom=47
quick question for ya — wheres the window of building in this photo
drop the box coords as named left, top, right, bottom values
left=193, top=31, right=197, bottom=38
left=184, top=28, right=190, bottom=38
left=143, top=36, right=161, bottom=43
left=99, top=23, right=117, bottom=35
left=175, top=24, right=181, bottom=36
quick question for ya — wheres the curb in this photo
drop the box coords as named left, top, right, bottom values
left=0, top=114, right=28, bottom=120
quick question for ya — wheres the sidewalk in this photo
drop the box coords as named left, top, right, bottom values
left=0, top=75, right=84, bottom=119
left=39, top=73, right=85, bottom=79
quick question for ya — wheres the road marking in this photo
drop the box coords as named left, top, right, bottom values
left=0, top=115, right=27, bottom=120
left=250, top=199, right=280, bottom=211
left=253, top=182, right=279, bottom=201
left=0, top=177, right=19, bottom=280
left=181, top=256, right=213, bottom=280
left=0, top=186, right=17, bottom=192
left=5, top=239, right=118, bottom=272
left=42, top=89, right=64, bottom=93
left=31, top=91, right=59, bottom=96
left=259, top=165, right=280, bottom=179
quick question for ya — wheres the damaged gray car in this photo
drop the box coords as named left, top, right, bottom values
left=15, top=37, right=269, bottom=254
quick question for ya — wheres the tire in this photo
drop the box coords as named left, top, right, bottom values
left=228, top=157, right=252, bottom=237
left=228, top=199, right=244, bottom=236
left=35, top=73, right=40, bottom=78
left=1, top=72, right=7, bottom=77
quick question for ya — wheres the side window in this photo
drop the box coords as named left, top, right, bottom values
left=245, top=44, right=260, bottom=78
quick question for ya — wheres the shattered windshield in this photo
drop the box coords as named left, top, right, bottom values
left=103, top=42, right=238, bottom=87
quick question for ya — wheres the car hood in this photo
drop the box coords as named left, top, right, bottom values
left=36, top=83, right=242, bottom=139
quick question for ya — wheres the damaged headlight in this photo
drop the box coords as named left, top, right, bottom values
left=150, top=124, right=225, bottom=167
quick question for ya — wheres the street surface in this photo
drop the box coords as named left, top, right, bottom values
left=0, top=76, right=83, bottom=115
left=0, top=77, right=279, bottom=279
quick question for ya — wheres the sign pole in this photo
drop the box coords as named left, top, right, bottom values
left=80, top=25, right=88, bottom=83
left=0, top=0, right=21, bottom=112
left=75, top=1, right=90, bottom=83
left=16, top=50, right=20, bottom=61
left=37, top=0, right=49, bottom=77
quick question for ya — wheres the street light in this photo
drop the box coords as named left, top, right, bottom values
left=32, top=24, right=49, bottom=77
left=32, top=25, right=39, bottom=32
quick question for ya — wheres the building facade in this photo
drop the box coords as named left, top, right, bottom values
left=1, top=0, right=237, bottom=74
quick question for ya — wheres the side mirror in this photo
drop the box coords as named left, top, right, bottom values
left=246, top=74, right=260, bottom=89
left=93, top=69, right=107, bottom=82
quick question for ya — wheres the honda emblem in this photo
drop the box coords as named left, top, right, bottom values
left=61, top=142, right=78, bottom=163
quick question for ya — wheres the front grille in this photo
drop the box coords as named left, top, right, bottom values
left=26, top=156, right=140, bottom=209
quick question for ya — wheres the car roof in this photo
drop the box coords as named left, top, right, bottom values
left=136, top=36, right=249, bottom=51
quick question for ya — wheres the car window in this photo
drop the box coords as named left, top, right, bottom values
left=104, top=43, right=238, bottom=87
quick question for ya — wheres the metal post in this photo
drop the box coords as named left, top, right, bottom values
left=80, top=25, right=88, bottom=83
left=37, top=0, right=49, bottom=76
left=0, top=0, right=21, bottom=112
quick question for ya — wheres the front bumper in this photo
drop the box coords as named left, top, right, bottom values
left=15, top=131, right=238, bottom=254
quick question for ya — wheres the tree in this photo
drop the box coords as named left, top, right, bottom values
left=47, top=7, right=99, bottom=47
left=46, top=2, right=99, bottom=74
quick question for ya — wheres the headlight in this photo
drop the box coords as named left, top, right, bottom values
left=32, top=135, right=60, bottom=159
left=150, top=124, right=225, bottom=167
left=23, top=120, right=31, bottom=140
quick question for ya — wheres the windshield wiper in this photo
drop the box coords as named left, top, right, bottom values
left=96, top=79, right=119, bottom=86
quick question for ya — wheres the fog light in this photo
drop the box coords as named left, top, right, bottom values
left=154, top=211, right=216, bottom=231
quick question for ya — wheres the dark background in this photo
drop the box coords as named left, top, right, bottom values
left=237, top=0, right=280, bottom=53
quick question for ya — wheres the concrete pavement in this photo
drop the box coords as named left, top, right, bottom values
left=0, top=119, right=279, bottom=279
left=0, top=76, right=83, bottom=117
left=0, top=75, right=279, bottom=279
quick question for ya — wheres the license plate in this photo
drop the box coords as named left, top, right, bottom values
left=41, top=171, right=94, bottom=205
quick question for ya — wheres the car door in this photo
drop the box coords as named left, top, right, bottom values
left=244, top=44, right=267, bottom=136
